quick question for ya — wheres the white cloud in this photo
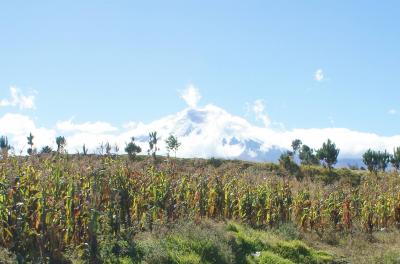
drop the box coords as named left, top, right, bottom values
left=0, top=86, right=36, bottom=109
left=249, top=99, right=271, bottom=127
left=388, top=109, right=397, bottom=115
left=2, top=101, right=400, bottom=159
left=56, top=120, right=118, bottom=134
left=180, top=84, right=201, bottom=108
left=0, top=113, right=56, bottom=153
left=123, top=121, right=138, bottom=129
left=314, top=69, right=324, bottom=82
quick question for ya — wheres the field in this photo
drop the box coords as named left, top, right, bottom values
left=0, top=155, right=400, bottom=263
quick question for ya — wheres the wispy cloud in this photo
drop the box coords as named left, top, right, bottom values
left=388, top=109, right=397, bottom=115
left=0, top=86, right=36, bottom=109
left=180, top=84, right=201, bottom=108
left=248, top=99, right=271, bottom=127
left=314, top=69, right=324, bottom=82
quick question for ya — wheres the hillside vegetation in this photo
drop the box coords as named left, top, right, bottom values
left=0, top=155, right=399, bottom=263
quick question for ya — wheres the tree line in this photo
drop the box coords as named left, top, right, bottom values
left=0, top=132, right=181, bottom=161
left=2, top=132, right=400, bottom=173
left=278, top=138, right=400, bottom=174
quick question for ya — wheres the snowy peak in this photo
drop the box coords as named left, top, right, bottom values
left=128, top=104, right=283, bottom=161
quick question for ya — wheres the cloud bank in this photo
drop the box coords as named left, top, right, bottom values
left=1, top=85, right=399, bottom=159
left=1, top=104, right=400, bottom=159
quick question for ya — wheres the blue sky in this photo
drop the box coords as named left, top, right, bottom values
left=1, top=1, right=400, bottom=156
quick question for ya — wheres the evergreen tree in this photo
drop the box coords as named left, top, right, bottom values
left=316, top=139, right=339, bottom=170
left=27, top=132, right=35, bottom=155
left=125, top=137, right=142, bottom=160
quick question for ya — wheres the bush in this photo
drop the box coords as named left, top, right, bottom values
left=209, top=157, right=223, bottom=168
left=258, top=251, right=294, bottom=264
left=273, top=223, right=302, bottom=241
left=273, top=240, right=333, bottom=264
left=136, top=221, right=235, bottom=264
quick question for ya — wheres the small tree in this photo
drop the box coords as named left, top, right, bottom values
left=125, top=137, right=142, bottom=160
left=363, top=149, right=391, bottom=173
left=316, top=139, right=339, bottom=170
left=40, top=146, right=53, bottom=154
left=391, top=147, right=400, bottom=171
left=279, top=151, right=300, bottom=178
left=56, top=136, right=66, bottom=153
left=27, top=132, right=35, bottom=155
left=165, top=134, right=181, bottom=158
left=363, top=149, right=379, bottom=173
left=291, top=139, right=302, bottom=155
left=0, top=136, right=11, bottom=158
left=148, top=131, right=159, bottom=160
left=299, top=144, right=319, bottom=165
left=377, top=150, right=391, bottom=172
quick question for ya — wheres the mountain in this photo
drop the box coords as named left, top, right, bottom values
left=49, top=103, right=395, bottom=167
left=123, top=104, right=364, bottom=166
left=127, top=104, right=284, bottom=161
left=123, top=104, right=290, bottom=162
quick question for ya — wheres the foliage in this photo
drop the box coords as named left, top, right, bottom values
left=363, top=149, right=379, bottom=173
left=279, top=151, right=300, bottom=179
left=148, top=131, right=159, bottom=160
left=40, top=145, right=53, bottom=154
left=26, top=132, right=35, bottom=155
left=0, top=247, right=17, bottom=264
left=316, top=139, right=339, bottom=169
left=391, top=147, right=400, bottom=171
left=56, top=136, right=67, bottom=153
left=125, top=137, right=142, bottom=160
left=291, top=139, right=302, bottom=155
left=0, top=136, right=11, bottom=158
left=299, top=145, right=319, bottom=166
left=165, top=134, right=181, bottom=158
left=377, top=150, right=391, bottom=171
left=363, top=149, right=392, bottom=173
left=273, top=240, right=332, bottom=264
left=0, top=155, right=398, bottom=262
left=209, top=157, right=223, bottom=168
left=257, top=251, right=294, bottom=264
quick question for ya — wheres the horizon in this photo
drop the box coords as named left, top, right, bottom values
left=1, top=1, right=400, bottom=159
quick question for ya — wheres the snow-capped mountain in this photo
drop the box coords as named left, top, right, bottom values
left=3, top=102, right=400, bottom=164
left=121, top=104, right=287, bottom=161
left=115, top=104, right=395, bottom=165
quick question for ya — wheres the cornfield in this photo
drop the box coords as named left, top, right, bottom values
left=0, top=155, right=399, bottom=262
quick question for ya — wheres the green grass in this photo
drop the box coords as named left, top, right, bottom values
left=226, top=222, right=333, bottom=264
left=85, top=220, right=335, bottom=264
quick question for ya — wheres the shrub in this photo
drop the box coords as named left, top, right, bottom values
left=258, top=251, right=294, bottom=264
left=273, top=223, right=302, bottom=241
left=273, top=240, right=332, bottom=264
left=209, top=157, right=223, bottom=168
